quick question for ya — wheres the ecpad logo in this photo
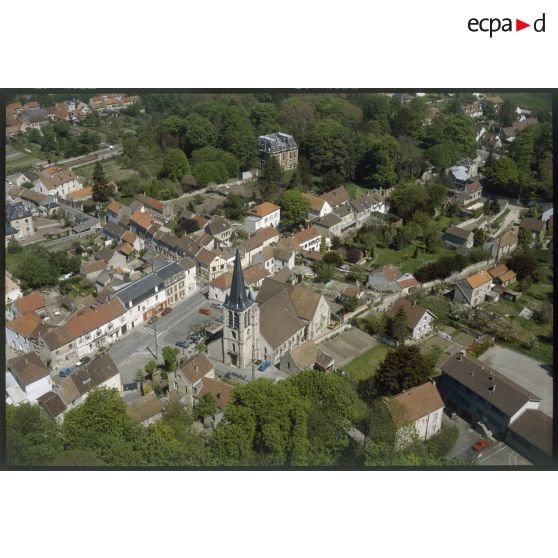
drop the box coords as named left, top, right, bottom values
left=468, top=13, right=546, bottom=37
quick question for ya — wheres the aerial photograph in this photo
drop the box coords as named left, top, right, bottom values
left=4, top=91, right=554, bottom=467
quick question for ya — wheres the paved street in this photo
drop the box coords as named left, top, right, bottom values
left=478, top=345, right=552, bottom=417
left=109, top=292, right=211, bottom=383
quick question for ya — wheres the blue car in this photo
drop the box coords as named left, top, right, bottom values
left=258, top=360, right=272, bottom=372
left=59, top=367, right=72, bottom=377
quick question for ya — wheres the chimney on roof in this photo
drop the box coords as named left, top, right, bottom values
left=216, top=392, right=221, bottom=399
left=195, top=363, right=199, bottom=373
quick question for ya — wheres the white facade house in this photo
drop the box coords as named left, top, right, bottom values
left=387, top=298, right=435, bottom=340
left=34, top=167, right=83, bottom=198
left=389, top=382, right=445, bottom=448
left=292, top=226, right=321, bottom=252
left=6, top=352, right=53, bottom=405
left=244, top=202, right=281, bottom=233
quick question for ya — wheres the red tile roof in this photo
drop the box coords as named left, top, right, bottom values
left=14, top=292, right=46, bottom=315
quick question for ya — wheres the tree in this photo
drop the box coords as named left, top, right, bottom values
left=345, top=246, right=363, bottom=264
left=161, top=148, right=191, bottom=181
left=183, top=112, right=217, bottom=153
left=7, top=238, right=21, bottom=254
left=341, top=296, right=358, bottom=313
left=162, top=346, right=179, bottom=372
left=210, top=379, right=309, bottom=466
left=250, top=103, right=278, bottom=136
left=261, top=156, right=282, bottom=185
left=355, top=133, right=400, bottom=186
left=386, top=307, right=409, bottom=343
left=279, top=189, right=310, bottom=230
left=358, top=345, right=434, bottom=402
left=223, top=194, right=247, bottom=221
left=91, top=161, right=113, bottom=202
left=473, top=227, right=485, bottom=247
left=278, top=96, right=317, bottom=143
left=144, top=360, right=156, bottom=377
left=6, top=403, right=63, bottom=466
left=194, top=394, right=217, bottom=421
left=313, top=262, right=336, bottom=283
left=323, top=251, right=343, bottom=266
left=485, top=157, right=520, bottom=196
left=499, top=100, right=515, bottom=127
left=507, top=251, right=538, bottom=280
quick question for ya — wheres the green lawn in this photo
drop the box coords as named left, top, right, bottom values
left=6, top=152, right=42, bottom=175
left=345, top=343, right=390, bottom=382
left=345, top=182, right=368, bottom=199
left=494, top=92, right=552, bottom=112
left=421, top=295, right=453, bottom=324
left=76, top=156, right=139, bottom=183
left=374, top=244, right=454, bottom=274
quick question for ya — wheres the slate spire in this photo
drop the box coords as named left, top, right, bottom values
left=224, top=249, right=252, bottom=311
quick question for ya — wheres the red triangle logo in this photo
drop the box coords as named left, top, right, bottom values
left=516, top=19, right=530, bottom=31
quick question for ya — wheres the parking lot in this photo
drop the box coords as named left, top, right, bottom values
left=109, top=292, right=214, bottom=383
left=478, top=345, right=552, bottom=417
left=444, top=414, right=532, bottom=466
left=318, top=328, right=378, bottom=368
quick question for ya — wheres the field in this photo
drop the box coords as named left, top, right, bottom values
left=373, top=244, right=454, bottom=274
left=345, top=343, right=390, bottom=382
left=496, top=92, right=552, bottom=112
left=76, top=156, right=138, bottom=183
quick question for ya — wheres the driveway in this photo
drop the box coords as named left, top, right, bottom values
left=318, top=328, right=377, bottom=367
left=478, top=345, right=552, bottom=417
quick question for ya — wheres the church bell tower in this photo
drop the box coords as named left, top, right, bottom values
left=222, top=249, right=259, bottom=368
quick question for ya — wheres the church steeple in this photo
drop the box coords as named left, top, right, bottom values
left=224, top=249, right=252, bottom=311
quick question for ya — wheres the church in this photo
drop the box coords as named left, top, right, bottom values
left=222, top=250, right=331, bottom=368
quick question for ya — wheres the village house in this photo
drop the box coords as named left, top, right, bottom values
left=453, top=270, right=493, bottom=307
left=195, top=248, right=228, bottom=282
left=6, top=351, right=53, bottom=405
left=485, top=228, right=518, bottom=260
left=180, top=209, right=208, bottom=233
left=171, top=353, right=216, bottom=406
left=81, top=259, right=108, bottom=281
left=520, top=217, right=546, bottom=243
left=6, top=312, right=50, bottom=354
left=66, top=187, right=93, bottom=206
left=387, top=298, right=435, bottom=340
left=453, top=181, right=483, bottom=211
left=488, top=264, right=517, bottom=288
left=113, top=259, right=197, bottom=328
left=252, top=244, right=295, bottom=275
left=302, top=193, right=332, bottom=219
left=55, top=355, right=122, bottom=411
left=208, top=265, right=270, bottom=303
left=314, top=213, right=342, bottom=243
left=280, top=340, right=335, bottom=374
left=244, top=201, right=281, bottom=233
left=196, top=377, right=233, bottom=421
left=320, top=185, right=350, bottom=210
left=37, top=391, right=67, bottom=423
left=258, top=132, right=298, bottom=170
left=389, top=381, right=445, bottom=447
left=136, top=194, right=172, bottom=222
left=13, top=291, right=47, bottom=317
left=292, top=226, right=321, bottom=252
left=439, top=352, right=542, bottom=440
left=34, top=167, right=83, bottom=197
left=7, top=203, right=36, bottom=240
left=126, top=391, right=164, bottom=427
left=205, top=215, right=232, bottom=248
left=458, top=101, right=483, bottom=119
left=242, top=226, right=280, bottom=265
left=443, top=226, right=474, bottom=250
left=37, top=299, right=127, bottom=369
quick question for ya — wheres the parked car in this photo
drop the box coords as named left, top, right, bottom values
left=258, top=360, right=272, bottom=372
left=148, top=315, right=159, bottom=324
left=175, top=339, right=191, bottom=349
left=199, top=307, right=212, bottom=316
left=123, top=382, right=138, bottom=391
left=224, top=371, right=246, bottom=382
left=161, top=307, right=172, bottom=316
left=210, top=303, right=221, bottom=310
left=59, top=367, right=72, bottom=377
left=472, top=438, right=490, bottom=452
left=75, top=356, right=91, bottom=367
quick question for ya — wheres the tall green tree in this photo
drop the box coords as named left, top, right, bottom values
left=6, top=404, right=63, bottom=466
left=161, top=148, right=191, bottom=180
left=91, top=161, right=113, bottom=202
left=279, top=189, right=310, bottom=230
